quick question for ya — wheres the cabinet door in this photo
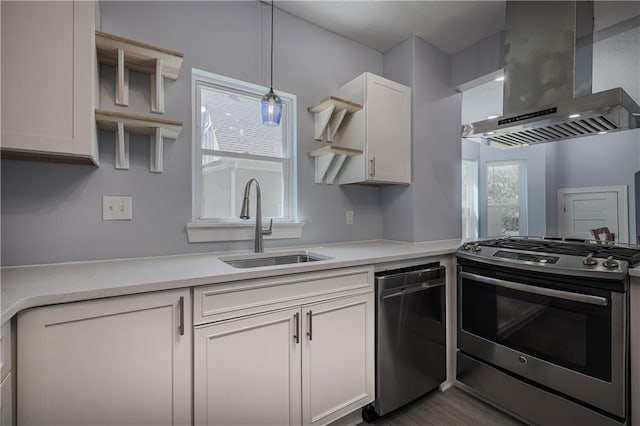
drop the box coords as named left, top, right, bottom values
left=17, top=289, right=191, bottom=426
left=302, top=293, right=374, bottom=426
left=366, top=74, right=411, bottom=183
left=1, top=0, right=98, bottom=164
left=1, top=373, right=12, bottom=426
left=194, top=308, right=302, bottom=426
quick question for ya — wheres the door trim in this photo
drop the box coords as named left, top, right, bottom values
left=557, top=185, right=628, bottom=243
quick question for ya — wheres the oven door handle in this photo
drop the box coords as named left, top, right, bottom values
left=460, top=272, right=609, bottom=307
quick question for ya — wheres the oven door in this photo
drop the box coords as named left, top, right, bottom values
left=458, top=268, right=626, bottom=418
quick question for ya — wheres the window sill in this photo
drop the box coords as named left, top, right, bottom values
left=186, top=221, right=305, bottom=243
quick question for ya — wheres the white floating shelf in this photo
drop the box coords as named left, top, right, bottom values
left=95, top=109, right=183, bottom=173
left=308, top=96, right=362, bottom=142
left=308, top=145, right=363, bottom=184
left=96, top=31, right=184, bottom=114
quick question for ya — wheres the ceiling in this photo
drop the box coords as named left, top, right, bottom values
left=275, top=1, right=506, bottom=55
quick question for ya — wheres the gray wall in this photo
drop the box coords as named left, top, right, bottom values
left=554, top=130, right=640, bottom=241
left=381, top=36, right=462, bottom=242
left=1, top=1, right=386, bottom=266
left=380, top=37, right=416, bottom=242
left=451, top=31, right=504, bottom=91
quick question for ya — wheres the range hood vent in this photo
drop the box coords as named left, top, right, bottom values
left=461, top=1, right=640, bottom=148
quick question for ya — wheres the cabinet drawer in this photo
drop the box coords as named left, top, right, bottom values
left=0, top=322, right=11, bottom=382
left=194, top=266, right=373, bottom=325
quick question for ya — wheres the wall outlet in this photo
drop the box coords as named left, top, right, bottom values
left=103, top=196, right=133, bottom=220
left=346, top=210, right=354, bottom=225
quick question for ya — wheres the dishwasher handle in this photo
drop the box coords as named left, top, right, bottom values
left=381, top=280, right=445, bottom=300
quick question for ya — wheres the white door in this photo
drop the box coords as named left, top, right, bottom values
left=366, top=74, right=411, bottom=183
left=194, top=307, right=302, bottom=426
left=2, top=1, right=97, bottom=159
left=558, top=186, right=628, bottom=242
left=17, top=289, right=192, bottom=426
left=302, top=293, right=374, bottom=426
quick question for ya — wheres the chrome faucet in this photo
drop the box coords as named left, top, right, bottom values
left=240, top=178, right=273, bottom=253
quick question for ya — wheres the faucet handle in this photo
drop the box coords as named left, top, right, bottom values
left=262, top=219, right=273, bottom=235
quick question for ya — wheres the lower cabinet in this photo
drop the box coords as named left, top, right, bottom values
left=0, top=373, right=12, bottom=426
left=16, top=289, right=191, bottom=426
left=194, top=292, right=374, bottom=426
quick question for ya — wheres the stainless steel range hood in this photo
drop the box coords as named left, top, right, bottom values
left=461, top=1, right=640, bottom=148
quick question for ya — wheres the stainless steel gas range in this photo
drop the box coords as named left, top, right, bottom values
left=456, top=237, right=637, bottom=425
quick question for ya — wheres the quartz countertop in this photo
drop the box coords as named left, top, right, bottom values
left=1, top=239, right=461, bottom=324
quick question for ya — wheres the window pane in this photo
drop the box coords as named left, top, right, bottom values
left=201, top=156, right=285, bottom=219
left=486, top=162, right=524, bottom=237
left=487, top=206, right=521, bottom=236
left=201, top=86, right=284, bottom=158
left=487, top=164, right=519, bottom=206
left=462, top=160, right=479, bottom=239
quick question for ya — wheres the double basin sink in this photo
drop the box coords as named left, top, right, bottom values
left=222, top=250, right=332, bottom=269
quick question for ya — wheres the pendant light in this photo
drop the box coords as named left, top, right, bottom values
left=261, top=0, right=282, bottom=127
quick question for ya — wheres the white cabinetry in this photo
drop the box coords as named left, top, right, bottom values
left=1, top=0, right=99, bottom=164
left=0, top=322, right=13, bottom=426
left=17, top=289, right=191, bottom=426
left=337, top=72, right=411, bottom=185
left=302, top=294, right=373, bottom=426
left=631, top=279, right=640, bottom=426
left=194, top=268, right=375, bottom=426
left=0, top=373, right=12, bottom=426
left=194, top=307, right=302, bottom=426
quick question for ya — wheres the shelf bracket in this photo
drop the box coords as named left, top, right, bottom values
left=326, top=109, right=348, bottom=142
left=314, top=153, right=335, bottom=183
left=308, top=144, right=363, bottom=184
left=313, top=105, right=335, bottom=141
left=115, top=48, right=130, bottom=106
left=325, top=154, right=347, bottom=184
left=150, top=128, right=163, bottom=173
left=150, top=58, right=165, bottom=114
left=115, top=121, right=130, bottom=170
left=308, top=96, right=362, bottom=143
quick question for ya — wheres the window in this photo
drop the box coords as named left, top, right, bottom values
left=188, top=70, right=300, bottom=243
left=486, top=161, right=527, bottom=237
left=461, top=159, right=479, bottom=239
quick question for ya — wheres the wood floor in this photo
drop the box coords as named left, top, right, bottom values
left=367, top=386, right=525, bottom=426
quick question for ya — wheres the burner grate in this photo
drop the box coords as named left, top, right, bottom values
left=478, top=237, right=640, bottom=266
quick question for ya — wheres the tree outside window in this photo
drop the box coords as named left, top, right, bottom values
left=486, top=161, right=527, bottom=236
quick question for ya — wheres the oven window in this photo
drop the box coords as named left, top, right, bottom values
left=461, top=278, right=611, bottom=381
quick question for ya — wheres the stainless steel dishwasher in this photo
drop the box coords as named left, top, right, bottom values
left=362, top=262, right=447, bottom=422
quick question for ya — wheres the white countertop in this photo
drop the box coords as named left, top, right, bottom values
left=1, top=239, right=461, bottom=324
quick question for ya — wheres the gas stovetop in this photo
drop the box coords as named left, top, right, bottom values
left=457, top=236, right=640, bottom=279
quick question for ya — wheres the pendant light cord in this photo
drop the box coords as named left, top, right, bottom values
left=270, top=0, right=274, bottom=90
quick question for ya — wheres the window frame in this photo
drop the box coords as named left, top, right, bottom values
left=485, top=160, right=528, bottom=237
left=188, top=69, right=300, bottom=243
left=461, top=158, right=479, bottom=239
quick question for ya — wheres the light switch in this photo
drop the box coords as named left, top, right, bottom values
left=103, top=196, right=133, bottom=220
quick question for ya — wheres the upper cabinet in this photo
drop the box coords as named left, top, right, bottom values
left=1, top=1, right=100, bottom=165
left=337, top=72, right=412, bottom=185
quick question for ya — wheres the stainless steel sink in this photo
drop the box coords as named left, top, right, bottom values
left=222, top=251, right=332, bottom=268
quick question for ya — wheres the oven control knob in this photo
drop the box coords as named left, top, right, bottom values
left=603, top=256, right=619, bottom=269
left=518, top=355, right=527, bottom=365
left=583, top=253, right=598, bottom=266
left=463, top=243, right=471, bottom=251
left=472, top=244, right=482, bottom=253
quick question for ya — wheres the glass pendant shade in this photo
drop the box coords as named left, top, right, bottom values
left=261, top=89, right=282, bottom=127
